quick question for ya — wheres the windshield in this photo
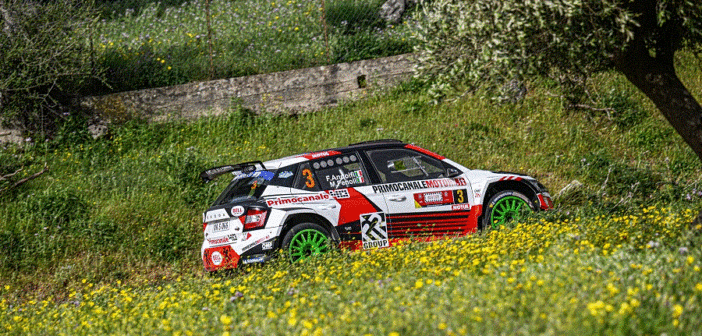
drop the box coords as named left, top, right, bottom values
left=214, top=171, right=275, bottom=206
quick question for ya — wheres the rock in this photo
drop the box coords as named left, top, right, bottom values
left=379, top=0, right=407, bottom=23
left=88, top=122, right=109, bottom=139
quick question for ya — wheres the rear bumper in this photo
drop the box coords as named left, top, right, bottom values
left=203, top=245, right=240, bottom=271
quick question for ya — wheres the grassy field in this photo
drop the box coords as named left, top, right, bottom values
left=95, top=0, right=414, bottom=92
left=2, top=208, right=701, bottom=334
left=2, top=50, right=702, bottom=333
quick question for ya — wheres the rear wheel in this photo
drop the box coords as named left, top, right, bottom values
left=281, top=223, right=331, bottom=263
left=482, top=190, right=535, bottom=230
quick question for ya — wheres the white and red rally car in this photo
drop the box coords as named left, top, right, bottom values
left=200, top=139, right=553, bottom=271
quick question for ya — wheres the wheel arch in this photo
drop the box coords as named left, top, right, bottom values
left=482, top=180, right=539, bottom=211
left=477, top=180, right=539, bottom=230
left=279, top=212, right=339, bottom=248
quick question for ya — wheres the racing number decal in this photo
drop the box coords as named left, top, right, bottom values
left=455, top=189, right=465, bottom=204
left=453, top=189, right=468, bottom=204
left=302, top=169, right=315, bottom=188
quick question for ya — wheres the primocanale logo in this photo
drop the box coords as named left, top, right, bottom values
left=372, top=177, right=467, bottom=193
left=208, top=237, right=229, bottom=245
left=266, top=192, right=331, bottom=206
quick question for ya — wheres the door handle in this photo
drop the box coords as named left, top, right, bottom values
left=318, top=204, right=338, bottom=210
left=388, top=195, right=406, bottom=202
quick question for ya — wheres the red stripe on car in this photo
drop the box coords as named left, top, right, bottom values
left=404, top=144, right=446, bottom=160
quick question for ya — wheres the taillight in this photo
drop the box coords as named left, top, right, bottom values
left=243, top=208, right=268, bottom=231
left=203, top=222, right=207, bottom=232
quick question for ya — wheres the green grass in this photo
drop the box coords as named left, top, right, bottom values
left=94, top=0, right=415, bottom=92
left=1, top=53, right=702, bottom=333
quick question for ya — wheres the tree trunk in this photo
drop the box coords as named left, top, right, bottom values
left=614, top=43, right=702, bottom=162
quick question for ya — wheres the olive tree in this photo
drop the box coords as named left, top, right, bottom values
left=0, top=0, right=103, bottom=134
left=413, top=0, right=702, bottom=161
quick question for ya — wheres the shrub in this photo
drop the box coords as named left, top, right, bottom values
left=0, top=0, right=104, bottom=135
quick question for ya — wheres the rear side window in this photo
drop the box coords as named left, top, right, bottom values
left=310, top=153, right=369, bottom=190
left=294, top=163, right=320, bottom=191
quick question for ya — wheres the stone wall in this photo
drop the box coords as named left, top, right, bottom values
left=81, top=53, right=416, bottom=124
left=0, top=54, right=416, bottom=143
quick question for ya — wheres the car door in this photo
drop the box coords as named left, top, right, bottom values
left=364, top=148, right=474, bottom=239
left=308, top=152, right=390, bottom=249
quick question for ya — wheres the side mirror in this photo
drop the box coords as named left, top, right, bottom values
left=447, top=168, right=461, bottom=177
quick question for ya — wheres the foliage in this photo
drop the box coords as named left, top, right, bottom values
left=412, top=0, right=702, bottom=101
left=0, top=0, right=104, bottom=134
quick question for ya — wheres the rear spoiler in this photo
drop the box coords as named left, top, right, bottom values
left=199, top=161, right=265, bottom=183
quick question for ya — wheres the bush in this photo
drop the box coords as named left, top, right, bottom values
left=0, top=0, right=104, bottom=135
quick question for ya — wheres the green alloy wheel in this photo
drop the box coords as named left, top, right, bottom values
left=282, top=223, right=331, bottom=263
left=482, top=190, right=535, bottom=230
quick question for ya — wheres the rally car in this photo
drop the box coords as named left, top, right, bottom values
left=200, top=139, right=553, bottom=271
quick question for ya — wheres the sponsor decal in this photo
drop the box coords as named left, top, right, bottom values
left=228, top=234, right=238, bottom=243
left=242, top=255, right=267, bottom=264
left=230, top=206, right=245, bottom=217
left=242, top=235, right=271, bottom=252
left=327, top=189, right=350, bottom=199
left=372, top=177, right=467, bottom=193
left=301, top=150, right=341, bottom=160
left=325, top=170, right=364, bottom=188
left=279, top=171, right=294, bottom=179
left=360, top=212, right=389, bottom=249
left=452, top=203, right=471, bottom=211
left=414, top=190, right=459, bottom=208
left=211, top=251, right=223, bottom=266
left=262, top=241, right=274, bottom=250
left=208, top=237, right=229, bottom=245
left=266, top=192, right=331, bottom=206
left=233, top=170, right=275, bottom=181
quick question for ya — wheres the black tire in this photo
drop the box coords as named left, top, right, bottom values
left=281, top=222, right=331, bottom=263
left=481, top=190, right=535, bottom=230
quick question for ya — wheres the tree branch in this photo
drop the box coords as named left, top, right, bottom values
left=0, top=165, right=48, bottom=194
left=0, top=168, right=23, bottom=181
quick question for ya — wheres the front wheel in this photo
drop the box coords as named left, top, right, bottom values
left=481, top=190, right=535, bottom=230
left=281, top=223, right=331, bottom=263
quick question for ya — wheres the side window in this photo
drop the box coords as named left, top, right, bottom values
left=269, top=164, right=298, bottom=188
left=367, top=149, right=446, bottom=183
left=294, top=163, right=320, bottom=191
left=311, top=153, right=368, bottom=190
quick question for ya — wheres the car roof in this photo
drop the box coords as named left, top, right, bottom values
left=330, top=139, right=407, bottom=152
left=263, top=139, right=408, bottom=169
